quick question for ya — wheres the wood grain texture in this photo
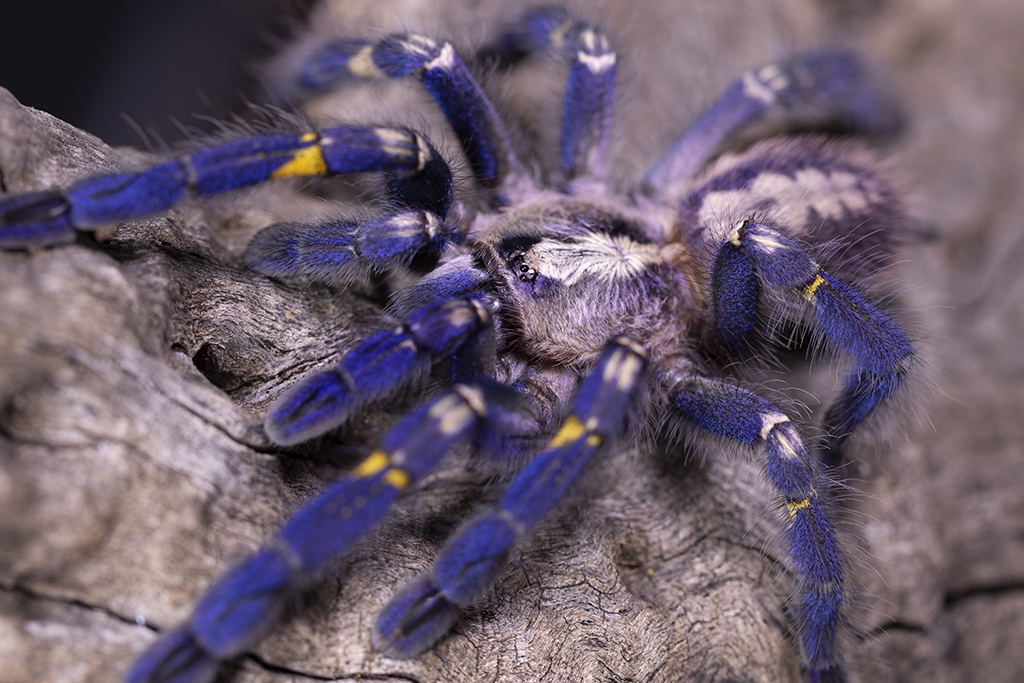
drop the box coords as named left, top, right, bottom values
left=1, top=1, right=1022, bottom=682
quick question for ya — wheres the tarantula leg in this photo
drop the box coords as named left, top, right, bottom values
left=372, top=337, right=647, bottom=658
left=646, top=52, right=900, bottom=201
left=710, top=235, right=762, bottom=354
left=0, top=191, right=77, bottom=248
left=245, top=210, right=458, bottom=282
left=669, top=375, right=846, bottom=682
left=125, top=381, right=509, bottom=683
left=0, top=125, right=451, bottom=249
left=265, top=295, right=492, bottom=445
left=499, top=7, right=617, bottom=180
left=711, top=219, right=914, bottom=464
left=386, top=254, right=491, bottom=316
left=297, top=33, right=525, bottom=197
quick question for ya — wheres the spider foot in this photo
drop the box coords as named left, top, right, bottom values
left=265, top=296, right=490, bottom=445
left=374, top=338, right=647, bottom=658
left=124, top=628, right=217, bottom=683
left=0, top=190, right=76, bottom=248
left=372, top=571, right=466, bottom=659
left=245, top=210, right=456, bottom=283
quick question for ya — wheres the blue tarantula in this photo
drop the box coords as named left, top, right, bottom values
left=0, top=6, right=914, bottom=683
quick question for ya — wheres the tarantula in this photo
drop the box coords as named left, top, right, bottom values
left=0, top=5, right=914, bottom=683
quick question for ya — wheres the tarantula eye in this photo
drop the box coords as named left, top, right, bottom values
left=516, top=260, right=537, bottom=282
left=503, top=245, right=538, bottom=282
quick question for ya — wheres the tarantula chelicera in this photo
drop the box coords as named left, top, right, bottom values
left=0, top=5, right=914, bottom=683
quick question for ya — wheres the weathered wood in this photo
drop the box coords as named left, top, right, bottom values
left=1, top=1, right=1023, bottom=682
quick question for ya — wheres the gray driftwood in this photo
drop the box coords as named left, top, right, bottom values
left=2, top=0, right=1023, bottom=681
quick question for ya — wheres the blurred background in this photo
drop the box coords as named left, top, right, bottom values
left=0, top=0, right=299, bottom=146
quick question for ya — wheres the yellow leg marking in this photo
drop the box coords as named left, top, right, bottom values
left=578, top=50, right=616, bottom=73
left=399, top=36, right=435, bottom=57
left=383, top=467, right=411, bottom=490
left=437, top=402, right=475, bottom=437
left=551, top=416, right=586, bottom=447
left=412, top=132, right=431, bottom=172
left=427, top=393, right=477, bottom=437
left=425, top=42, right=456, bottom=71
left=550, top=18, right=575, bottom=50
left=374, top=128, right=416, bottom=162
left=742, top=70, right=777, bottom=105
left=802, top=273, right=825, bottom=302
left=347, top=44, right=383, bottom=78
left=750, top=233, right=785, bottom=253
left=354, top=450, right=390, bottom=477
left=375, top=128, right=411, bottom=147
left=759, top=412, right=790, bottom=441
left=380, top=145, right=415, bottom=160
left=727, top=220, right=745, bottom=246
left=580, top=28, right=596, bottom=52
left=617, top=352, right=642, bottom=391
left=786, top=496, right=814, bottom=518
left=550, top=417, right=602, bottom=448
left=774, top=430, right=801, bottom=461
left=271, top=133, right=328, bottom=178
left=600, top=343, right=644, bottom=392
left=453, top=385, right=487, bottom=418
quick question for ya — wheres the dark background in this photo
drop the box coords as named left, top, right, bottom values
left=0, top=0, right=301, bottom=147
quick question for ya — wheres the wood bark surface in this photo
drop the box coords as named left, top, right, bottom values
left=1, top=1, right=1022, bottom=682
